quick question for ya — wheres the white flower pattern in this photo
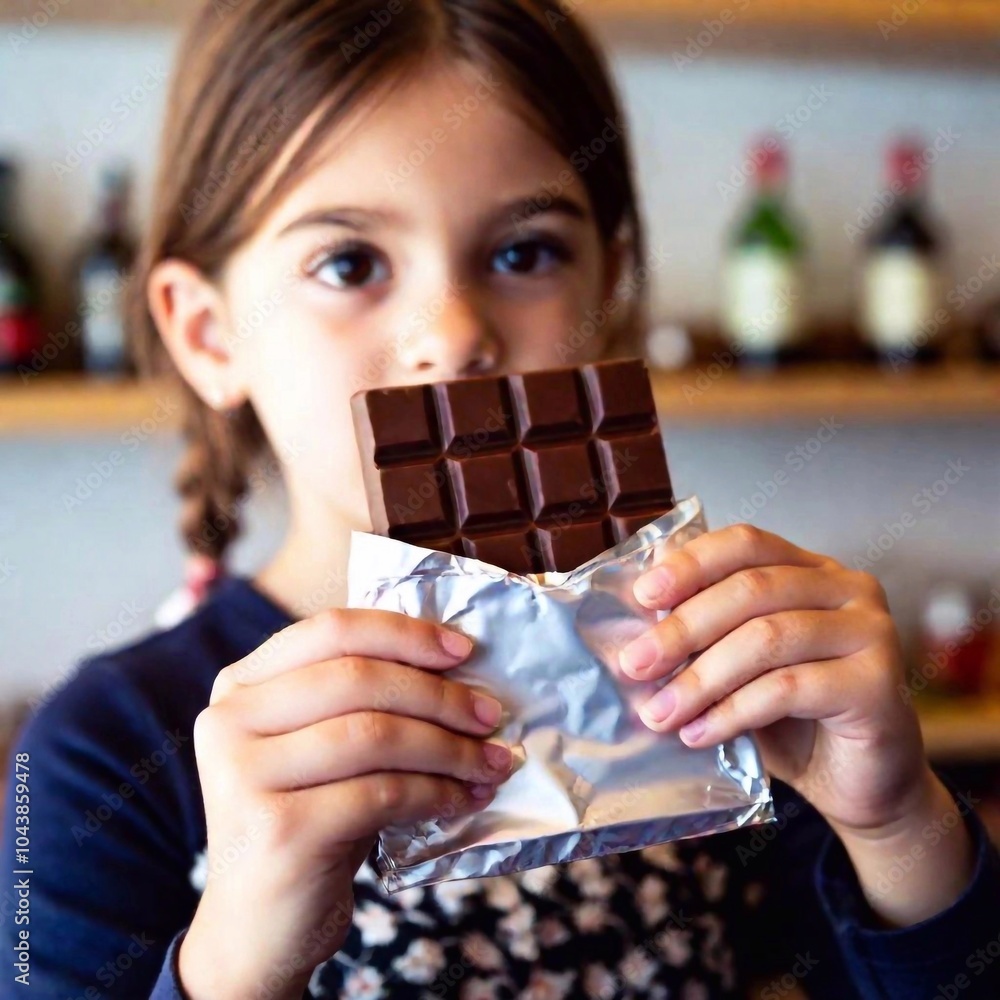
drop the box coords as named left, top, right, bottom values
left=391, top=937, right=446, bottom=983
left=354, top=902, right=396, bottom=947
left=461, top=931, right=506, bottom=971
left=519, top=969, right=576, bottom=999
left=233, top=839, right=763, bottom=998
left=340, top=967, right=385, bottom=1000
left=461, top=977, right=503, bottom=1000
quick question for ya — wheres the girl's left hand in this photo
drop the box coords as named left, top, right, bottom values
left=620, top=523, right=930, bottom=845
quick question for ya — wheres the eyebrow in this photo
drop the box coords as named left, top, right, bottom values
left=276, top=193, right=589, bottom=238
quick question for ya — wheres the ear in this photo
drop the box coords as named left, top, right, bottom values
left=146, top=259, right=248, bottom=411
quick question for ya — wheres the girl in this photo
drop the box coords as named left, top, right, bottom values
left=4, top=1, right=998, bottom=998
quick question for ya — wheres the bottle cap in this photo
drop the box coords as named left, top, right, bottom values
left=888, top=136, right=927, bottom=191
left=749, top=135, right=787, bottom=189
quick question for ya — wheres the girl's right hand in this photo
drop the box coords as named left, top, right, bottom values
left=177, top=608, right=511, bottom=1000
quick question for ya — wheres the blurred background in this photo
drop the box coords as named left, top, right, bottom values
left=1, top=0, right=999, bottom=840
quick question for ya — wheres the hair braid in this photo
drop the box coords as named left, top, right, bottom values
left=175, top=394, right=268, bottom=564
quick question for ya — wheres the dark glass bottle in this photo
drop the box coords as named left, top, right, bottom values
left=75, top=166, right=136, bottom=374
left=0, top=160, right=44, bottom=375
left=860, top=139, right=945, bottom=369
left=721, top=137, right=808, bottom=369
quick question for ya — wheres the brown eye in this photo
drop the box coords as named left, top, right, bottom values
left=312, top=243, right=388, bottom=288
left=492, top=238, right=570, bottom=276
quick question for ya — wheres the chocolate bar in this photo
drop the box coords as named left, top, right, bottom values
left=351, top=359, right=674, bottom=574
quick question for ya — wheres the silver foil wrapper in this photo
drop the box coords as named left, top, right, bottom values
left=347, top=496, right=774, bottom=894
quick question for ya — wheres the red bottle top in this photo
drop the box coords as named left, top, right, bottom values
left=887, top=137, right=927, bottom=193
left=750, top=135, right=787, bottom=191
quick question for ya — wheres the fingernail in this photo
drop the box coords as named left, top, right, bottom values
left=643, top=686, right=676, bottom=724
left=680, top=717, right=706, bottom=744
left=483, top=741, right=512, bottom=774
left=635, top=566, right=672, bottom=605
left=472, top=693, right=503, bottom=729
left=469, top=782, right=496, bottom=800
left=438, top=629, right=473, bottom=658
left=620, top=636, right=658, bottom=677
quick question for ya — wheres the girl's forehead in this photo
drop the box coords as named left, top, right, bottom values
left=256, top=60, right=583, bottom=236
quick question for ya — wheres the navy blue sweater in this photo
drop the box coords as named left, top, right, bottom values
left=2, top=576, right=999, bottom=999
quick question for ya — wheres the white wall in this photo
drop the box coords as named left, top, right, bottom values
left=1, top=22, right=998, bottom=699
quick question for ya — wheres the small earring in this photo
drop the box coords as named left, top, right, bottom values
left=207, top=387, right=227, bottom=411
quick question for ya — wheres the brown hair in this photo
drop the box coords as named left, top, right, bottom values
left=130, top=0, right=649, bottom=567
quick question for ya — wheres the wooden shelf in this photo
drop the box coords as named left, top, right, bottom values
left=1, top=0, right=997, bottom=48
left=583, top=1, right=1000, bottom=67
left=587, top=0, right=1000, bottom=36
left=0, top=376, right=182, bottom=435
left=650, top=363, right=1000, bottom=423
left=919, top=699, right=1000, bottom=762
left=2, top=365, right=999, bottom=435
left=0, top=0, right=195, bottom=25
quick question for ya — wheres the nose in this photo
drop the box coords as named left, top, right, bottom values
left=397, top=284, right=499, bottom=379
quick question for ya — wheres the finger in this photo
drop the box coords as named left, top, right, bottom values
left=211, top=608, right=473, bottom=703
left=249, top=712, right=515, bottom=791
left=666, top=658, right=864, bottom=748
left=632, top=523, right=832, bottom=612
left=229, top=656, right=503, bottom=738
left=296, top=774, right=497, bottom=847
left=638, top=608, right=876, bottom=732
left=621, top=565, right=862, bottom=680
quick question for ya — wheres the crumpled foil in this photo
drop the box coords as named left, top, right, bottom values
left=347, top=496, right=774, bottom=894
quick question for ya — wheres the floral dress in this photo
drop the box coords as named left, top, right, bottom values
left=284, top=841, right=760, bottom=999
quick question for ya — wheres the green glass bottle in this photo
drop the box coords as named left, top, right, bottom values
left=721, top=137, right=807, bottom=368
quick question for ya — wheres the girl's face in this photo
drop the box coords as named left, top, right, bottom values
left=218, top=59, right=623, bottom=530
